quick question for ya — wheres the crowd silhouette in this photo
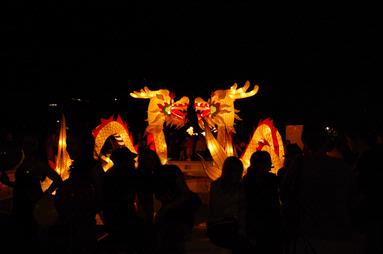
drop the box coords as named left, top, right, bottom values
left=1, top=117, right=382, bottom=254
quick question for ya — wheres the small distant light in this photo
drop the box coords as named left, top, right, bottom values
left=57, top=120, right=60, bottom=123
left=114, top=98, right=118, bottom=102
left=186, top=126, right=194, bottom=136
left=325, top=126, right=330, bottom=131
left=48, top=103, right=58, bottom=107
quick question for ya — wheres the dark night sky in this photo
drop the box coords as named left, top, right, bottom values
left=2, top=3, right=381, bottom=136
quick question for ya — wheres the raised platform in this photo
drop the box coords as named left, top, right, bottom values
left=167, top=160, right=213, bottom=177
left=167, top=160, right=213, bottom=203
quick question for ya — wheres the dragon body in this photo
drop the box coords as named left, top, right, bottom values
left=240, top=118, right=285, bottom=174
left=194, top=81, right=284, bottom=179
left=130, top=87, right=189, bottom=164
left=92, top=115, right=136, bottom=171
left=194, top=80, right=259, bottom=156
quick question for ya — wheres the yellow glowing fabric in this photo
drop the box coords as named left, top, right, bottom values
left=130, top=87, right=189, bottom=164
left=203, top=120, right=227, bottom=180
left=194, top=80, right=259, bottom=154
left=201, top=116, right=284, bottom=180
left=55, top=114, right=72, bottom=180
left=92, top=115, right=137, bottom=171
left=41, top=114, right=72, bottom=193
left=240, top=118, right=285, bottom=174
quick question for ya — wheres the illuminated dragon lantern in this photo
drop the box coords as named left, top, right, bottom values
left=240, top=118, right=285, bottom=174
left=130, top=87, right=189, bottom=164
left=194, top=80, right=259, bottom=156
left=92, top=114, right=137, bottom=171
left=195, top=81, right=284, bottom=180
left=42, top=114, right=72, bottom=192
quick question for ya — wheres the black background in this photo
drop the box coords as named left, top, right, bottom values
left=2, top=2, right=381, bottom=138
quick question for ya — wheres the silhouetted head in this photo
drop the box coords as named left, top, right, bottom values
left=249, top=150, right=272, bottom=174
left=21, top=134, right=39, bottom=156
left=137, top=148, right=161, bottom=173
left=285, top=143, right=302, bottom=159
left=301, top=122, right=329, bottom=154
left=66, top=130, right=97, bottom=178
left=221, top=156, right=244, bottom=185
left=110, top=146, right=137, bottom=168
left=154, top=164, right=185, bottom=203
left=67, top=130, right=95, bottom=162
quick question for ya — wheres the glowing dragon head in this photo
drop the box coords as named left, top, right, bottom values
left=160, top=96, right=190, bottom=128
left=130, top=87, right=189, bottom=132
left=194, top=97, right=226, bottom=130
left=194, top=80, right=259, bottom=132
left=130, top=87, right=189, bottom=165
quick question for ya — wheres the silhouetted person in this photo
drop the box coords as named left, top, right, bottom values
left=0, top=129, right=22, bottom=173
left=52, top=129, right=99, bottom=254
left=11, top=133, right=62, bottom=252
left=277, top=143, right=302, bottom=185
left=280, top=122, right=359, bottom=254
left=180, top=136, right=194, bottom=161
left=353, top=129, right=383, bottom=254
left=233, top=137, right=246, bottom=158
left=0, top=129, right=20, bottom=253
left=103, top=147, right=139, bottom=253
left=0, top=129, right=19, bottom=188
left=207, top=156, right=246, bottom=254
left=136, top=148, right=162, bottom=253
left=194, top=134, right=208, bottom=160
left=154, top=164, right=202, bottom=254
left=136, top=148, right=162, bottom=225
left=243, top=150, right=282, bottom=254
